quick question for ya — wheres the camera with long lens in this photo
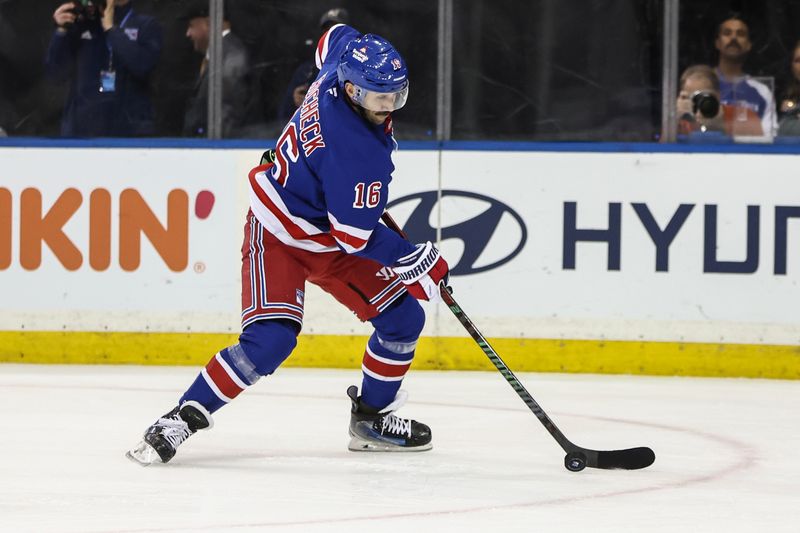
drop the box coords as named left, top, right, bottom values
left=691, top=90, right=720, bottom=118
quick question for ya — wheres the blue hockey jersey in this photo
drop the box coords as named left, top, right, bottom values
left=248, top=24, right=415, bottom=266
left=717, top=70, right=777, bottom=137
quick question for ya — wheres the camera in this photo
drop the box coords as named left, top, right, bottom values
left=783, top=99, right=800, bottom=117
left=691, top=90, right=720, bottom=118
left=71, top=0, right=107, bottom=18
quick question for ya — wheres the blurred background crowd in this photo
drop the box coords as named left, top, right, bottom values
left=1, top=0, right=800, bottom=142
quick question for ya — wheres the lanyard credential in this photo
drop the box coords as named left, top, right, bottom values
left=105, top=8, right=134, bottom=71
left=100, top=8, right=133, bottom=93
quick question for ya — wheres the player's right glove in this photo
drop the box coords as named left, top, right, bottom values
left=392, top=241, right=450, bottom=302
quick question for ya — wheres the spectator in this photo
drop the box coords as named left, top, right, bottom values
left=677, top=64, right=762, bottom=138
left=713, top=14, right=777, bottom=138
left=46, top=0, right=162, bottom=137
left=777, top=40, right=800, bottom=136
left=276, top=7, right=349, bottom=122
left=181, top=1, right=250, bottom=138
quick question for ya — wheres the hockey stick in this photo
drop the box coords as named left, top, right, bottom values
left=381, top=211, right=655, bottom=472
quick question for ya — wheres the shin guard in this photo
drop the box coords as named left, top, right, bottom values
left=180, top=319, right=298, bottom=413
left=360, top=295, right=425, bottom=409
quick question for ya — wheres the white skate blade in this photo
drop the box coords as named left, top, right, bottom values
left=348, top=434, right=432, bottom=452
left=125, top=440, right=163, bottom=466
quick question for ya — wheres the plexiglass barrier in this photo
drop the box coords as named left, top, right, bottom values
left=677, top=0, right=800, bottom=144
left=1, top=0, right=800, bottom=143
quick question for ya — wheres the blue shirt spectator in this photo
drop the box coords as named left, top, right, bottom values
left=45, top=0, right=162, bottom=137
left=714, top=15, right=777, bottom=138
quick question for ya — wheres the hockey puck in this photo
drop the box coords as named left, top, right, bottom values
left=564, top=451, right=587, bottom=472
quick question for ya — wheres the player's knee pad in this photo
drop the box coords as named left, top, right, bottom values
left=371, top=294, right=425, bottom=344
left=237, top=319, right=298, bottom=377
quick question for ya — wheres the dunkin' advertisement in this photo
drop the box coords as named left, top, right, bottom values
left=0, top=148, right=248, bottom=333
left=1, top=146, right=798, bottom=348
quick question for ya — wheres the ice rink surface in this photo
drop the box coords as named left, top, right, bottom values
left=1, top=364, right=798, bottom=533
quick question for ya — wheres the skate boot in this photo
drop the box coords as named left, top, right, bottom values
left=347, top=385, right=432, bottom=452
left=126, top=401, right=213, bottom=466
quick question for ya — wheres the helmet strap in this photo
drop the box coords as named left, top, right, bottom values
left=343, top=82, right=371, bottom=122
left=342, top=81, right=391, bottom=124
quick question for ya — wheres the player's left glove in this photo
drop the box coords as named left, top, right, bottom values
left=260, top=148, right=276, bottom=165
left=392, top=241, right=450, bottom=302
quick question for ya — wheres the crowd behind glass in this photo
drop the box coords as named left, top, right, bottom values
left=1, top=0, right=800, bottom=143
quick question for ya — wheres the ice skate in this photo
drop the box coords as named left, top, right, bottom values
left=347, top=385, right=432, bottom=452
left=126, top=401, right=213, bottom=466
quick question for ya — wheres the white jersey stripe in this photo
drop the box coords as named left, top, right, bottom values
left=328, top=215, right=371, bottom=253
left=242, top=313, right=303, bottom=330
left=365, top=344, right=413, bottom=366
left=201, top=368, right=233, bottom=403
left=242, top=215, right=258, bottom=315
left=328, top=212, right=373, bottom=240
left=252, top=170, right=332, bottom=237
left=256, top=221, right=268, bottom=309
left=248, top=186, right=338, bottom=253
left=240, top=302, right=304, bottom=317
left=376, top=287, right=407, bottom=313
left=315, top=23, right=345, bottom=69
left=370, top=278, right=402, bottom=304
left=215, top=353, right=249, bottom=390
left=328, top=212, right=372, bottom=253
left=361, top=365, right=405, bottom=382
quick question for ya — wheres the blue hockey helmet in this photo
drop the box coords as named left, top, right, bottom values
left=337, top=34, right=409, bottom=112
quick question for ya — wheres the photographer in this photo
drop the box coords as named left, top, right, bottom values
left=677, top=64, right=762, bottom=138
left=46, top=0, right=162, bottom=137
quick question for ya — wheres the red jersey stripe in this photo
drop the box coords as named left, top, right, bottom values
left=316, top=30, right=328, bottom=65
left=372, top=283, right=406, bottom=312
left=206, top=355, right=244, bottom=400
left=248, top=165, right=337, bottom=247
left=330, top=225, right=368, bottom=250
left=363, top=350, right=412, bottom=378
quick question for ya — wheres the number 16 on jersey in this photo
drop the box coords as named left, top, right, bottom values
left=353, top=181, right=382, bottom=209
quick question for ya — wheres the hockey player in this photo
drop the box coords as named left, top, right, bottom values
left=126, top=24, right=449, bottom=465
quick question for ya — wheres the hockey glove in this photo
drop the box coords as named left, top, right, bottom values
left=392, top=241, right=450, bottom=302
left=260, top=148, right=276, bottom=165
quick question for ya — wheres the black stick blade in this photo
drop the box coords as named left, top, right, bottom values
left=593, top=447, right=656, bottom=470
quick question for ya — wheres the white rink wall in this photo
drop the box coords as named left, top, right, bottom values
left=1, top=147, right=799, bottom=347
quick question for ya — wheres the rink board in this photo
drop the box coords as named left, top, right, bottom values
left=0, top=330, right=797, bottom=379
left=0, top=146, right=799, bottom=378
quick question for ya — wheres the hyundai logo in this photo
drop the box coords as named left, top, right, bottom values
left=387, top=190, right=527, bottom=276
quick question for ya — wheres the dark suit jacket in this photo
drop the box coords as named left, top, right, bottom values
left=183, top=31, right=250, bottom=137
